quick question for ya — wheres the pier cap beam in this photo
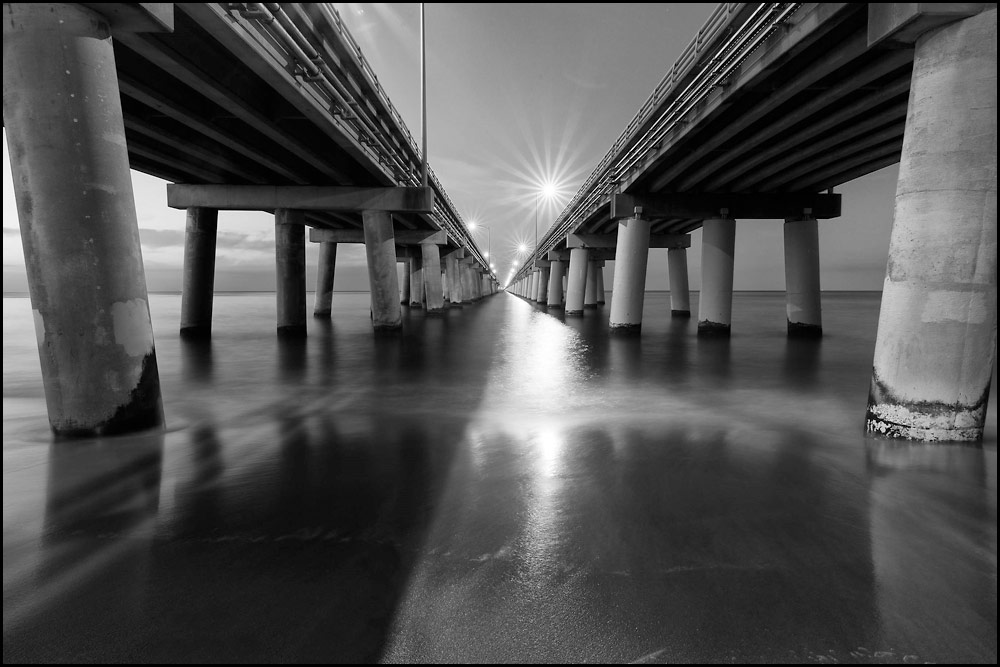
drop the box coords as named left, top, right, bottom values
left=168, top=185, right=434, bottom=212
left=611, top=193, right=841, bottom=220
left=567, top=232, right=690, bottom=249
left=310, top=228, right=447, bottom=246
left=868, top=3, right=990, bottom=46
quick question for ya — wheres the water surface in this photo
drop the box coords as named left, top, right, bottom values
left=3, top=291, right=996, bottom=663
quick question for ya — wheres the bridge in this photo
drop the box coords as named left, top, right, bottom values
left=3, top=2, right=498, bottom=437
left=1, top=2, right=996, bottom=442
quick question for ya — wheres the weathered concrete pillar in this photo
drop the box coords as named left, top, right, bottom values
left=442, top=270, right=448, bottom=302
left=548, top=259, right=566, bottom=308
left=566, top=248, right=590, bottom=315
left=867, top=8, right=997, bottom=442
left=421, top=244, right=445, bottom=312
left=462, top=264, right=476, bottom=303
left=408, top=253, right=424, bottom=308
left=275, top=210, right=307, bottom=337
left=400, top=260, right=410, bottom=304
left=180, top=207, right=218, bottom=338
left=313, top=241, right=337, bottom=318
left=585, top=261, right=600, bottom=309
left=537, top=267, right=550, bottom=304
left=363, top=210, right=402, bottom=330
left=784, top=218, right=822, bottom=337
left=596, top=263, right=606, bottom=304
left=698, top=218, right=736, bottom=336
left=668, top=247, right=691, bottom=316
left=3, top=3, right=163, bottom=437
left=609, top=213, right=652, bottom=331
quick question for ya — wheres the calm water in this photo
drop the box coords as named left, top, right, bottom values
left=3, top=291, right=997, bottom=663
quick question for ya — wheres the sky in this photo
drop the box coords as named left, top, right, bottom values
left=3, top=3, right=898, bottom=294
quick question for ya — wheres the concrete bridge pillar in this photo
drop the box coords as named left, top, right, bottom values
left=275, top=209, right=307, bottom=337
left=698, top=218, right=736, bottom=336
left=461, top=264, right=475, bottom=303
left=596, top=262, right=606, bottom=304
left=566, top=248, right=590, bottom=315
left=867, top=8, right=997, bottom=442
left=548, top=259, right=566, bottom=308
left=585, top=260, right=600, bottom=309
left=400, top=260, right=410, bottom=305
left=444, top=255, right=460, bottom=305
left=313, top=242, right=337, bottom=318
left=181, top=207, right=219, bottom=337
left=783, top=218, right=822, bottom=337
left=2, top=2, right=163, bottom=436
left=409, top=253, right=424, bottom=308
left=610, top=213, right=652, bottom=331
left=538, top=267, right=550, bottom=304
left=363, top=210, right=402, bottom=330
left=421, top=244, right=445, bottom=312
left=668, top=247, right=691, bottom=317
left=528, top=271, right=537, bottom=301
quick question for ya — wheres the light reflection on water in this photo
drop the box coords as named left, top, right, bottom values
left=2, top=292, right=996, bottom=663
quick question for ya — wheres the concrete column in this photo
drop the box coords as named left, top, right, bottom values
left=421, top=244, right=445, bottom=312
left=698, top=218, right=736, bottom=336
left=537, top=267, right=550, bottom=304
left=2, top=3, right=163, bottom=437
left=313, top=241, right=337, bottom=318
left=783, top=218, right=822, bottom=337
left=548, top=260, right=565, bottom=308
left=596, top=263, right=606, bottom=304
left=275, top=210, right=307, bottom=337
left=462, top=264, right=475, bottom=303
left=444, top=255, right=459, bottom=305
left=585, top=261, right=600, bottom=309
left=180, top=207, right=218, bottom=338
left=363, top=210, right=402, bottom=330
left=609, top=214, right=652, bottom=331
left=668, top=247, right=691, bottom=316
left=408, top=253, right=424, bottom=308
left=442, top=271, right=448, bottom=302
left=400, top=260, right=410, bottom=304
left=867, top=8, right=997, bottom=442
left=566, top=248, right=590, bottom=315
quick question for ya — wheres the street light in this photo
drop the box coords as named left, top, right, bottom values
left=468, top=221, right=491, bottom=273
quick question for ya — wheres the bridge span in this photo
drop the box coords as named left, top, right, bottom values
left=509, top=2, right=996, bottom=442
left=4, top=2, right=497, bottom=437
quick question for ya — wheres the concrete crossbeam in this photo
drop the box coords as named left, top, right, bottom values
left=311, top=228, right=447, bottom=245
left=168, top=185, right=434, bottom=212
left=567, top=232, right=690, bottom=249
left=610, top=193, right=841, bottom=220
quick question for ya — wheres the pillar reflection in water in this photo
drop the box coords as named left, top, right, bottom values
left=4, top=434, right=163, bottom=662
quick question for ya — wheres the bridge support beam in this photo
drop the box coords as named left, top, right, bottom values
left=867, top=8, right=997, bottom=442
left=181, top=207, right=219, bottom=338
left=610, top=213, right=652, bottom=332
left=698, top=218, right=736, bottom=336
left=409, top=254, right=424, bottom=308
left=313, top=242, right=337, bottom=318
left=784, top=218, right=822, bottom=337
left=668, top=247, right=691, bottom=317
left=445, top=255, right=462, bottom=306
left=275, top=210, right=307, bottom=337
left=585, top=261, right=600, bottom=309
left=363, top=210, right=402, bottom=330
left=566, top=248, right=590, bottom=316
left=2, top=2, right=164, bottom=437
left=596, top=263, right=606, bottom=304
left=548, top=259, right=566, bottom=308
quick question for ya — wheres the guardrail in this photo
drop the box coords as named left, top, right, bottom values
left=224, top=3, right=492, bottom=277
left=512, top=2, right=800, bottom=284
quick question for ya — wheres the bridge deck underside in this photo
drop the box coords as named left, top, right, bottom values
left=565, top=4, right=912, bottom=244
left=115, top=5, right=437, bottom=237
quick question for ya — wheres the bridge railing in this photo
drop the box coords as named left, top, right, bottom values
left=514, top=2, right=801, bottom=282
left=226, top=3, right=491, bottom=275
